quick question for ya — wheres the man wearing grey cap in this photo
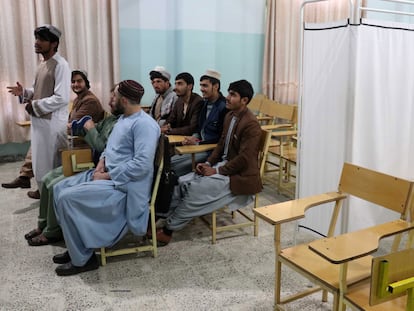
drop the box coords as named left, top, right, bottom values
left=149, top=65, right=178, bottom=126
left=6, top=24, right=71, bottom=198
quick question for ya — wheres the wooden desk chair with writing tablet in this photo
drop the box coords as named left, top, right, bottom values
left=253, top=162, right=414, bottom=311
left=260, top=101, right=297, bottom=188
left=99, top=135, right=165, bottom=265
left=248, top=93, right=267, bottom=118
left=201, top=129, right=272, bottom=244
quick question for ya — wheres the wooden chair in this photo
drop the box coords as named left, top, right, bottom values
left=341, top=247, right=414, bottom=310
left=202, top=129, right=272, bottom=244
left=253, top=162, right=414, bottom=311
left=274, top=131, right=297, bottom=198
left=260, top=101, right=298, bottom=196
left=259, top=99, right=296, bottom=129
left=99, top=135, right=165, bottom=265
left=249, top=93, right=267, bottom=117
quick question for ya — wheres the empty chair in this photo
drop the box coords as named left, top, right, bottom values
left=254, top=162, right=414, bottom=310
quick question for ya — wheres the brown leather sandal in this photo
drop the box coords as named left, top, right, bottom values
left=24, top=228, right=42, bottom=240
left=27, top=234, right=62, bottom=246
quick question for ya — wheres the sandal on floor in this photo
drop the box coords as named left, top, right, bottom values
left=27, top=234, right=62, bottom=246
left=24, top=228, right=42, bottom=240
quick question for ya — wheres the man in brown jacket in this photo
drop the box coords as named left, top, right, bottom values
left=155, top=79, right=262, bottom=245
left=161, top=72, right=203, bottom=136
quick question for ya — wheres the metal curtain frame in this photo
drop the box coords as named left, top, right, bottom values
left=360, top=0, right=414, bottom=18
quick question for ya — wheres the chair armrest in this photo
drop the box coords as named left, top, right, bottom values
left=261, top=124, right=293, bottom=131
left=175, top=144, right=216, bottom=155
left=308, top=219, right=414, bottom=264
left=16, top=121, right=31, bottom=127
left=256, top=116, right=273, bottom=121
left=271, top=130, right=298, bottom=138
left=166, top=135, right=186, bottom=144
left=253, top=191, right=347, bottom=225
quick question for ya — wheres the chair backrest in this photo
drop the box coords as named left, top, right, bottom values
left=338, top=162, right=413, bottom=215
left=152, top=135, right=178, bottom=214
left=150, top=135, right=165, bottom=208
left=249, top=94, right=267, bottom=114
left=260, top=99, right=296, bottom=123
left=258, top=129, right=272, bottom=178
left=292, top=105, right=298, bottom=126
left=370, top=247, right=414, bottom=306
left=61, top=148, right=94, bottom=177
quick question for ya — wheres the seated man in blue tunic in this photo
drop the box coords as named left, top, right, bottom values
left=52, top=80, right=160, bottom=276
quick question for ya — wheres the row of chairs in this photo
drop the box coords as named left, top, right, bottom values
left=249, top=94, right=298, bottom=198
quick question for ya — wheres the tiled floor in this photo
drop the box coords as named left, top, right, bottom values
left=0, top=160, right=334, bottom=311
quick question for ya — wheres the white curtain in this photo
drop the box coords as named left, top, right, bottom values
left=299, top=21, right=351, bottom=235
left=0, top=0, right=119, bottom=144
left=350, top=20, right=414, bottom=230
left=300, top=19, right=414, bottom=234
left=262, top=0, right=350, bottom=103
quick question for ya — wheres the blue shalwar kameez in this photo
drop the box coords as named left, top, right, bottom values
left=53, top=110, right=160, bottom=266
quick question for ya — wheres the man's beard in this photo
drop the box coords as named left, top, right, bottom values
left=73, top=89, right=86, bottom=95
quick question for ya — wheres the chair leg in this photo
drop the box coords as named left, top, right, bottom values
left=254, top=194, right=259, bottom=236
left=212, top=211, right=217, bottom=244
left=277, top=158, right=284, bottom=193
left=150, top=212, right=158, bottom=258
left=322, top=289, right=328, bottom=302
left=275, top=260, right=282, bottom=306
left=254, top=215, right=259, bottom=236
left=100, top=247, right=107, bottom=266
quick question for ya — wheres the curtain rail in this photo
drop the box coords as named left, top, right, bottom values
left=360, top=7, right=414, bottom=17
left=379, top=0, right=414, bottom=5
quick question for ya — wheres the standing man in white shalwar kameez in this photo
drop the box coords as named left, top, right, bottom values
left=52, top=80, right=160, bottom=276
left=7, top=25, right=71, bottom=194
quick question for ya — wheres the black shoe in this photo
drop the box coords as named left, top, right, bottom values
left=2, top=177, right=30, bottom=189
left=55, top=253, right=99, bottom=276
left=53, top=251, right=71, bottom=264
